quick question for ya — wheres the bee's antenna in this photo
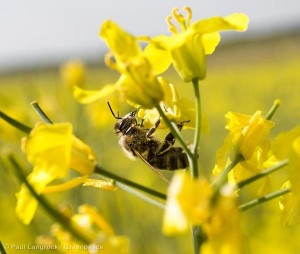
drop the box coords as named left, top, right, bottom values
left=107, top=102, right=122, bottom=119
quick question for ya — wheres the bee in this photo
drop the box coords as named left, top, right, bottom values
left=108, top=103, right=189, bottom=183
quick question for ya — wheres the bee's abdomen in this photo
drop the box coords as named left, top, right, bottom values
left=146, top=147, right=189, bottom=170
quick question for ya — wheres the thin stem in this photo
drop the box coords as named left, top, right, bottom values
left=190, top=79, right=202, bottom=254
left=31, top=101, right=53, bottom=124
left=9, top=155, right=92, bottom=244
left=237, top=159, right=288, bottom=189
left=265, top=99, right=281, bottom=120
left=0, top=111, right=31, bottom=134
left=94, top=164, right=167, bottom=200
left=192, top=78, right=201, bottom=158
left=116, top=182, right=165, bottom=209
left=211, top=153, right=244, bottom=189
left=0, top=241, right=7, bottom=254
left=240, top=187, right=291, bottom=211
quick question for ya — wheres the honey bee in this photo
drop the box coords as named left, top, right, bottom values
left=108, top=103, right=189, bottom=183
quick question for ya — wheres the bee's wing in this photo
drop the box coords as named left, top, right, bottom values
left=134, top=150, right=170, bottom=184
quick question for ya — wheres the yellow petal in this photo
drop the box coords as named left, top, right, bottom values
left=79, top=205, right=115, bottom=235
left=201, top=185, right=244, bottom=254
left=191, top=13, right=249, bottom=34
left=143, top=43, right=172, bottom=74
left=170, top=33, right=207, bottom=81
left=279, top=181, right=300, bottom=225
left=43, top=176, right=89, bottom=194
left=163, top=171, right=189, bottom=235
left=272, top=125, right=300, bottom=159
left=83, top=179, right=117, bottom=191
left=70, top=136, right=97, bottom=175
left=73, top=84, right=117, bottom=104
left=15, top=184, right=38, bottom=224
left=272, top=126, right=300, bottom=195
left=100, top=20, right=142, bottom=62
left=23, top=123, right=73, bottom=180
left=202, top=32, right=221, bottom=54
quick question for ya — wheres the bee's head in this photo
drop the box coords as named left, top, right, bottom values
left=107, top=102, right=138, bottom=135
left=114, top=110, right=137, bottom=134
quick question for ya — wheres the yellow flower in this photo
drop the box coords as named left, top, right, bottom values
left=16, top=123, right=98, bottom=224
left=146, top=7, right=249, bottom=82
left=278, top=181, right=300, bottom=226
left=200, top=185, right=244, bottom=254
left=272, top=126, right=300, bottom=195
left=213, top=111, right=274, bottom=193
left=73, top=20, right=164, bottom=109
left=272, top=126, right=300, bottom=225
left=163, top=171, right=244, bottom=253
left=163, top=171, right=212, bottom=235
left=60, top=60, right=86, bottom=88
left=50, top=205, right=129, bottom=254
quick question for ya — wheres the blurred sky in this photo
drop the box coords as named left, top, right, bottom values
left=1, top=0, right=300, bottom=72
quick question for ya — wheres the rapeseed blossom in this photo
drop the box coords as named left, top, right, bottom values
left=16, top=123, right=97, bottom=224
left=146, top=7, right=249, bottom=82
left=163, top=171, right=243, bottom=253
left=213, top=111, right=274, bottom=190
left=72, top=21, right=164, bottom=109
left=272, top=126, right=300, bottom=225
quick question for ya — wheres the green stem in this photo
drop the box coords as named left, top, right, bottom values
left=190, top=79, right=202, bottom=254
left=94, top=164, right=167, bottom=200
left=0, top=111, right=31, bottom=134
left=211, top=153, right=244, bottom=190
left=0, top=241, right=7, bottom=254
left=265, top=99, right=281, bottom=120
left=192, top=78, right=201, bottom=158
left=116, top=181, right=165, bottom=209
left=240, top=187, right=291, bottom=211
left=237, top=159, right=288, bottom=189
left=31, top=101, right=53, bottom=124
left=9, top=155, right=92, bottom=244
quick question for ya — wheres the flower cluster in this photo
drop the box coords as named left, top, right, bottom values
left=66, top=7, right=248, bottom=126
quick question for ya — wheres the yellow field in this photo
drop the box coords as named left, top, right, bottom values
left=0, top=34, right=300, bottom=253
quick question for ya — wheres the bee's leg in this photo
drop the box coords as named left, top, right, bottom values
left=140, top=119, right=145, bottom=127
left=146, top=119, right=160, bottom=138
left=156, top=132, right=175, bottom=155
left=156, top=120, right=190, bottom=155
left=176, top=120, right=190, bottom=131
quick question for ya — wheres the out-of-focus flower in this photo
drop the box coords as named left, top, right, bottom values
left=200, top=185, right=244, bottom=254
left=61, top=60, right=86, bottom=88
left=72, top=21, right=164, bottom=109
left=16, top=123, right=110, bottom=224
left=163, top=171, right=244, bottom=253
left=145, top=7, right=249, bottom=82
left=272, top=126, right=300, bottom=225
left=278, top=181, right=300, bottom=226
left=48, top=205, right=129, bottom=254
left=272, top=126, right=300, bottom=195
left=213, top=111, right=274, bottom=194
left=163, top=171, right=212, bottom=235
